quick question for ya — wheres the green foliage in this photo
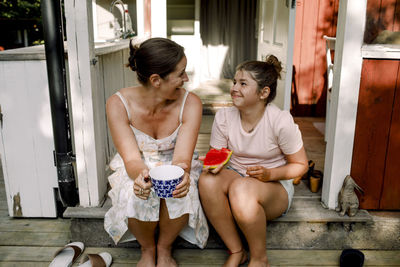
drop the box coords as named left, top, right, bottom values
left=0, top=0, right=41, bottom=19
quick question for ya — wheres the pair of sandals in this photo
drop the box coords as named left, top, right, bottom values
left=49, top=242, right=112, bottom=267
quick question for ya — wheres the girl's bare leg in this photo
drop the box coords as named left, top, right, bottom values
left=229, top=179, right=288, bottom=267
left=157, top=199, right=188, bottom=267
left=199, top=169, right=247, bottom=267
left=128, top=218, right=158, bottom=267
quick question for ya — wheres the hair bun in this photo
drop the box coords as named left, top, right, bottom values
left=265, top=55, right=282, bottom=79
left=127, top=39, right=139, bottom=71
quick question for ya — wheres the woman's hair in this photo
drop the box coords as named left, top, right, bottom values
left=236, top=55, right=282, bottom=104
left=127, top=38, right=185, bottom=85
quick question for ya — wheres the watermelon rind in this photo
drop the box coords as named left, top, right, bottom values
left=203, top=148, right=233, bottom=169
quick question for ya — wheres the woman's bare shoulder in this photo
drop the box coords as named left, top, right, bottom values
left=186, top=90, right=202, bottom=107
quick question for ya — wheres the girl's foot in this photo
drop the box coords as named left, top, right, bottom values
left=223, top=249, right=248, bottom=267
left=137, top=247, right=156, bottom=267
left=156, top=245, right=178, bottom=267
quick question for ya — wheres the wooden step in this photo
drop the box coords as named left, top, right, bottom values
left=1, top=246, right=399, bottom=266
left=63, top=181, right=381, bottom=250
left=64, top=182, right=372, bottom=223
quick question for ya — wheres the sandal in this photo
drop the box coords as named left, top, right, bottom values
left=49, top=241, right=84, bottom=267
left=78, top=252, right=112, bottom=267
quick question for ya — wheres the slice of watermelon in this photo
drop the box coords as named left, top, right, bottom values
left=203, top=148, right=233, bottom=169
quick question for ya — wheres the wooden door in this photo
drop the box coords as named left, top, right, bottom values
left=0, top=60, right=58, bottom=217
left=257, top=0, right=296, bottom=110
left=291, top=0, right=339, bottom=116
left=351, top=59, right=400, bottom=210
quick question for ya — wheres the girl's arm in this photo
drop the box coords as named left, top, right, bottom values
left=246, top=146, right=308, bottom=182
left=171, top=92, right=203, bottom=197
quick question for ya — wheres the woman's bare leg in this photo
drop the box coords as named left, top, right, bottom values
left=199, top=169, right=247, bottom=267
left=128, top=218, right=158, bottom=267
left=157, top=199, right=188, bottom=267
left=229, top=178, right=288, bottom=267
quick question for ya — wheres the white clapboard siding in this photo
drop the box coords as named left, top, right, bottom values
left=0, top=60, right=57, bottom=217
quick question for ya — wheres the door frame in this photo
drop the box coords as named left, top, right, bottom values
left=322, top=0, right=367, bottom=209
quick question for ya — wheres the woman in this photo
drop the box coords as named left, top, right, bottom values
left=104, top=38, right=208, bottom=267
left=199, top=55, right=308, bottom=267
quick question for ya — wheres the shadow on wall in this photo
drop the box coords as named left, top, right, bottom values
left=363, top=0, right=400, bottom=44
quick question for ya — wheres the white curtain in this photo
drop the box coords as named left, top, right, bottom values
left=199, top=0, right=257, bottom=81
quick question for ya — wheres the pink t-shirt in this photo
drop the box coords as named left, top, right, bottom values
left=210, top=104, right=303, bottom=176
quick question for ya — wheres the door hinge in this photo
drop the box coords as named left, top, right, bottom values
left=0, top=105, right=3, bottom=128
left=91, top=57, right=98, bottom=66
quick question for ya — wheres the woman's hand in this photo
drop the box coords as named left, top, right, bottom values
left=246, top=165, right=271, bottom=182
left=173, top=163, right=190, bottom=198
left=133, top=169, right=152, bottom=200
left=199, top=156, right=225, bottom=174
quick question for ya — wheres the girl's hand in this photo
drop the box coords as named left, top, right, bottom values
left=246, top=166, right=271, bottom=182
left=134, top=169, right=152, bottom=200
left=173, top=163, right=190, bottom=198
left=199, top=156, right=225, bottom=174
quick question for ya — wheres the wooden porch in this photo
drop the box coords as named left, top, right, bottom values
left=1, top=110, right=399, bottom=266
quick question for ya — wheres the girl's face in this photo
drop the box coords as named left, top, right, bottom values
left=231, top=70, right=262, bottom=108
left=159, top=56, right=189, bottom=99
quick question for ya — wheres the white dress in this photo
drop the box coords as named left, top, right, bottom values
left=104, top=90, right=209, bottom=248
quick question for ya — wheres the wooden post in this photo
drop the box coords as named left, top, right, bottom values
left=321, top=0, right=367, bottom=209
left=64, top=0, right=107, bottom=207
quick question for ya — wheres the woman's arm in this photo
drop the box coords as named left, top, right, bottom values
left=171, top=92, right=202, bottom=197
left=172, top=92, right=202, bottom=171
left=106, top=94, right=148, bottom=180
left=246, top=146, right=308, bottom=182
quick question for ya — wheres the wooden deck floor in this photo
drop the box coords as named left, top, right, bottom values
left=1, top=117, right=400, bottom=266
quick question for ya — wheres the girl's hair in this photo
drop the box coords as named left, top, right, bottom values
left=126, top=38, right=185, bottom=85
left=236, top=55, right=282, bottom=104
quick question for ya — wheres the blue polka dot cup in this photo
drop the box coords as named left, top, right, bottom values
left=149, top=165, right=184, bottom=198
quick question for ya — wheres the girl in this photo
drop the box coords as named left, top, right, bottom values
left=199, top=55, right=308, bottom=267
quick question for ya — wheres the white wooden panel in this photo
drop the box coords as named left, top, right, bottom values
left=102, top=51, right=125, bottom=159
left=362, top=44, right=400, bottom=59
left=257, top=0, right=295, bottom=110
left=274, top=0, right=288, bottom=47
left=0, top=60, right=57, bottom=217
left=91, top=57, right=108, bottom=200
left=65, top=0, right=105, bottom=207
left=322, top=0, right=367, bottom=209
left=261, top=0, right=274, bottom=44
left=123, top=48, right=139, bottom=88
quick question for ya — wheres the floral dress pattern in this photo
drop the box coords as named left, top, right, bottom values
left=104, top=91, right=209, bottom=248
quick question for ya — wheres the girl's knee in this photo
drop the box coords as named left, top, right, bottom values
left=229, top=179, right=252, bottom=200
left=229, top=180, right=261, bottom=220
left=198, top=172, right=219, bottom=194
